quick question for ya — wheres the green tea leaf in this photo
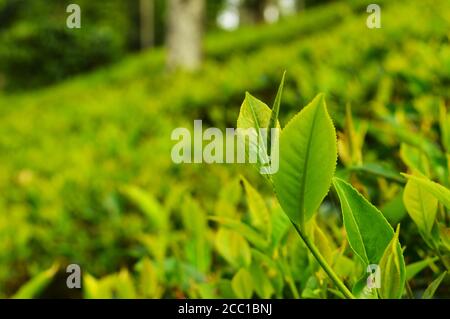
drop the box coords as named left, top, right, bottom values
left=311, top=221, right=334, bottom=266
left=333, top=177, right=394, bottom=265
left=185, top=238, right=212, bottom=274
left=378, top=225, right=406, bottom=299
left=387, top=121, right=445, bottom=163
left=333, top=255, right=355, bottom=280
left=406, top=257, right=438, bottom=281
left=237, top=92, right=272, bottom=130
left=182, top=196, right=211, bottom=272
left=121, top=185, right=168, bottom=231
left=270, top=204, right=291, bottom=248
left=403, top=178, right=438, bottom=234
left=215, top=178, right=242, bottom=218
left=438, top=224, right=450, bottom=251
left=139, top=258, right=162, bottom=298
left=231, top=268, right=253, bottom=299
left=268, top=71, right=285, bottom=156
left=237, top=92, right=278, bottom=173
left=400, top=143, right=430, bottom=176
left=241, top=177, right=271, bottom=236
left=273, top=94, right=337, bottom=227
left=210, top=216, right=269, bottom=250
left=337, top=103, right=366, bottom=167
left=83, top=273, right=112, bottom=299
left=138, top=234, right=167, bottom=263
left=181, top=196, right=207, bottom=236
left=115, top=269, right=137, bottom=299
left=195, top=282, right=219, bottom=299
left=250, top=260, right=274, bottom=298
left=217, top=280, right=235, bottom=299
left=439, top=102, right=450, bottom=153
left=446, top=154, right=450, bottom=185
left=402, top=174, right=450, bottom=209
left=301, top=276, right=322, bottom=299
left=348, top=162, right=405, bottom=184
left=422, top=271, right=448, bottom=299
left=251, top=249, right=284, bottom=297
left=215, top=228, right=251, bottom=268
left=12, top=263, right=59, bottom=299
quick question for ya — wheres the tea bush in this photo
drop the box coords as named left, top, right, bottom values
left=0, top=0, right=449, bottom=298
left=0, top=0, right=134, bottom=91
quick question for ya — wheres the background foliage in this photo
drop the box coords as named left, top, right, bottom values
left=0, top=0, right=449, bottom=298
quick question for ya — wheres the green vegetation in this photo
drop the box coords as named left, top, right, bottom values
left=0, top=0, right=449, bottom=298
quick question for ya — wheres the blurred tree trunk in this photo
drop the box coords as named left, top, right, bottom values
left=140, top=0, right=155, bottom=49
left=167, top=0, right=205, bottom=71
left=240, top=0, right=267, bottom=24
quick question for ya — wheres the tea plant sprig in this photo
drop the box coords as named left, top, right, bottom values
left=290, top=220, right=355, bottom=299
left=402, top=174, right=450, bottom=271
left=237, top=75, right=409, bottom=299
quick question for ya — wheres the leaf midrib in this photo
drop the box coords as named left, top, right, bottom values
left=298, top=102, right=321, bottom=225
left=268, top=72, right=285, bottom=156
left=247, top=95, right=270, bottom=168
left=338, top=183, right=369, bottom=264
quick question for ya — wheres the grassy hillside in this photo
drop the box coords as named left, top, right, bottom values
left=0, top=0, right=449, bottom=298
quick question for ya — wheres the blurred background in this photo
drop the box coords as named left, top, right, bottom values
left=0, top=0, right=449, bottom=298
left=0, top=0, right=332, bottom=91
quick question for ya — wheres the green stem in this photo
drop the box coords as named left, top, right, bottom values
left=291, top=221, right=355, bottom=299
left=405, top=281, right=415, bottom=299
left=287, top=277, right=300, bottom=299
